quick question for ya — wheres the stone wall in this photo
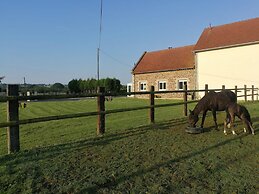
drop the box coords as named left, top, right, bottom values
left=132, top=69, right=196, bottom=98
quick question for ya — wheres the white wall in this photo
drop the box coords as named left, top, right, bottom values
left=196, top=43, right=259, bottom=100
left=127, top=83, right=133, bottom=97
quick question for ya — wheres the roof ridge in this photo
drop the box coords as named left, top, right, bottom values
left=205, top=17, right=259, bottom=30
left=147, top=44, right=195, bottom=53
left=194, top=17, right=259, bottom=52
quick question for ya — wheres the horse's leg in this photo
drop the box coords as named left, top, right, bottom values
left=230, top=115, right=237, bottom=135
left=243, top=119, right=249, bottom=133
left=224, top=110, right=232, bottom=135
left=249, top=123, right=255, bottom=135
left=226, top=111, right=231, bottom=128
left=201, top=110, right=207, bottom=128
left=241, top=116, right=255, bottom=135
left=212, top=110, right=218, bottom=130
left=224, top=118, right=228, bottom=135
left=241, top=115, right=248, bottom=133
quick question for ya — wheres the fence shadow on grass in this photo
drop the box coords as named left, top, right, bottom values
left=82, top=130, right=257, bottom=193
left=198, top=114, right=259, bottom=134
left=0, top=116, right=257, bottom=192
left=1, top=115, right=257, bottom=166
left=82, top=115, right=259, bottom=193
left=0, top=117, right=188, bottom=166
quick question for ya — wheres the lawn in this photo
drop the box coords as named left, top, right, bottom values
left=0, top=98, right=258, bottom=193
left=0, top=98, right=187, bottom=155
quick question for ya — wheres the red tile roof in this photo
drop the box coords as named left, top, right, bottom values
left=132, top=45, right=195, bottom=74
left=194, top=17, right=259, bottom=52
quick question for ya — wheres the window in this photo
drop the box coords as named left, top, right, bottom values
left=178, top=79, right=187, bottom=90
left=158, top=81, right=167, bottom=91
left=139, top=82, right=147, bottom=91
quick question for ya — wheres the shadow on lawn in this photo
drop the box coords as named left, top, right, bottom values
left=1, top=116, right=257, bottom=165
left=0, top=117, right=188, bottom=165
left=0, top=116, right=258, bottom=192
left=82, top=130, right=258, bottom=193
left=200, top=115, right=259, bottom=133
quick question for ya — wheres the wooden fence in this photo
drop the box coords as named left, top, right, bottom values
left=0, top=84, right=258, bottom=154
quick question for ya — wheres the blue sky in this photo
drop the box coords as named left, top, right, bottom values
left=0, top=0, right=258, bottom=85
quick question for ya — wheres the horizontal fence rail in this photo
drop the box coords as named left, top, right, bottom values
left=0, top=100, right=200, bottom=129
left=0, top=87, right=256, bottom=102
left=0, top=84, right=258, bottom=154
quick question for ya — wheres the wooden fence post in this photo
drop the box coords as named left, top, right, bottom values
left=183, top=84, right=188, bottom=116
left=7, top=84, right=20, bottom=154
left=251, top=85, right=254, bottom=101
left=244, top=85, right=247, bottom=102
left=255, top=88, right=258, bottom=101
left=149, top=86, right=155, bottom=123
left=97, top=87, right=105, bottom=135
left=235, top=86, right=238, bottom=97
left=205, top=84, right=208, bottom=95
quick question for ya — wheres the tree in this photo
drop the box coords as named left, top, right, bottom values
left=68, top=77, right=123, bottom=94
left=51, top=83, right=65, bottom=92
left=104, top=78, right=113, bottom=92
left=68, top=79, right=80, bottom=93
left=113, top=78, right=121, bottom=93
left=36, top=86, right=50, bottom=94
left=88, top=78, right=97, bottom=93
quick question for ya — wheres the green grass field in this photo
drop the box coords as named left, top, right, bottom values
left=0, top=98, right=258, bottom=193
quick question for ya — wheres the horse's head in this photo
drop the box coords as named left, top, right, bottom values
left=188, top=110, right=199, bottom=127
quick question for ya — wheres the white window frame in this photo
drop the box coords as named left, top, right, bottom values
left=127, top=83, right=132, bottom=97
left=178, top=79, right=187, bottom=90
left=158, top=81, right=167, bottom=91
left=139, top=81, right=147, bottom=91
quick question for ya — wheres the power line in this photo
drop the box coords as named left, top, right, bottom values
left=99, top=49, right=133, bottom=68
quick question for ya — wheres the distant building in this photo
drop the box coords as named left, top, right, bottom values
left=132, top=45, right=195, bottom=98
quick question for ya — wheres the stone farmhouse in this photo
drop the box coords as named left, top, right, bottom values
left=130, top=17, right=259, bottom=99
left=132, top=45, right=195, bottom=98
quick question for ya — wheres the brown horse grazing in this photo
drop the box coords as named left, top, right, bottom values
left=188, top=90, right=237, bottom=130
left=224, top=103, right=255, bottom=135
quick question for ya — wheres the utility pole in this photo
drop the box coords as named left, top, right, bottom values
left=97, top=0, right=103, bottom=82
left=97, top=48, right=100, bottom=81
